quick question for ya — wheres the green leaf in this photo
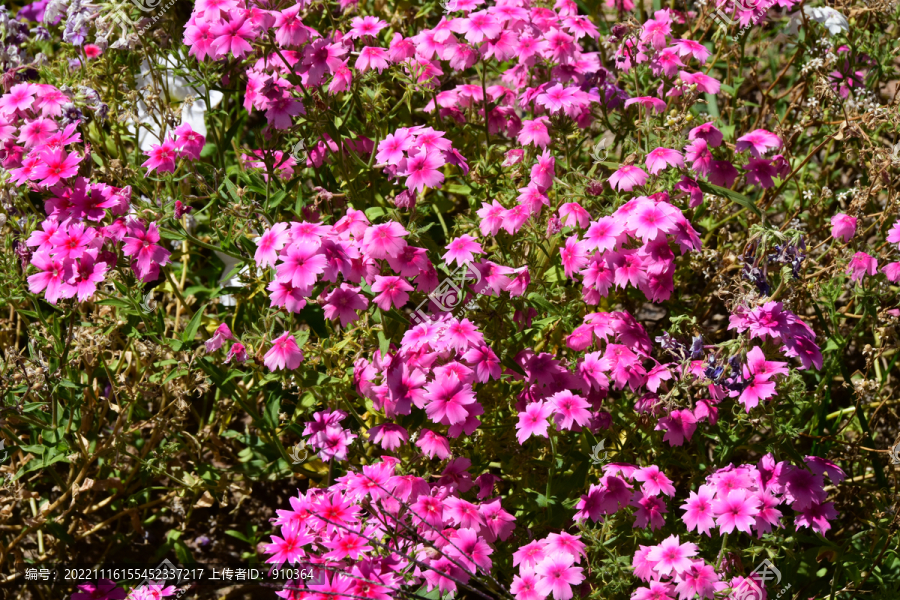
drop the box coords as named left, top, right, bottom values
left=225, top=529, right=252, bottom=544
left=365, top=207, right=386, bottom=221
left=696, top=180, right=762, bottom=218
left=182, top=304, right=208, bottom=344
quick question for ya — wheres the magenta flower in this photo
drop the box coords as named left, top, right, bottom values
left=348, top=15, right=388, bottom=39
left=415, top=429, right=451, bottom=459
left=830, top=213, right=857, bottom=242
left=511, top=569, right=542, bottom=600
left=68, top=253, right=108, bottom=302
left=28, top=250, right=74, bottom=304
left=558, top=202, right=590, bottom=229
left=608, top=165, right=648, bottom=192
left=518, top=118, right=551, bottom=148
left=276, top=241, right=327, bottom=290
left=548, top=391, right=591, bottom=430
left=633, top=465, right=676, bottom=497
left=204, top=323, right=233, bottom=354
left=443, top=234, right=484, bottom=266
left=515, top=400, right=553, bottom=444
left=0, top=83, right=36, bottom=116
left=736, top=128, right=782, bottom=157
left=34, top=148, right=81, bottom=187
left=376, top=129, right=414, bottom=165
left=371, top=275, right=413, bottom=310
left=323, top=283, right=369, bottom=327
left=264, top=332, right=304, bottom=372
left=141, top=139, right=178, bottom=175
left=211, top=16, right=256, bottom=59
left=265, top=522, right=312, bottom=567
left=71, top=579, right=126, bottom=600
left=122, top=221, right=171, bottom=282
left=845, top=251, right=877, bottom=283
left=225, top=342, right=247, bottom=364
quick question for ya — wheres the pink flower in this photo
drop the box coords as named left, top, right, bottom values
left=368, top=423, right=408, bottom=452
left=515, top=400, right=554, bottom=444
left=845, top=251, right=877, bottom=283
left=204, top=323, right=233, bottom=353
left=28, top=250, right=74, bottom=304
left=462, top=345, right=501, bottom=383
left=211, top=16, right=256, bottom=59
left=443, top=234, right=484, bottom=266
left=49, top=222, right=96, bottom=260
left=454, top=10, right=502, bottom=43
left=477, top=200, right=506, bottom=236
left=629, top=201, right=679, bottom=242
left=323, top=283, right=369, bottom=327
left=371, top=275, right=413, bottom=310
left=172, top=123, right=206, bottom=160
left=795, top=500, right=838, bottom=535
left=71, top=580, right=126, bottom=600
left=264, top=332, right=304, bottom=372
left=226, top=343, right=247, bottom=364
left=712, top=489, right=760, bottom=534
left=511, top=569, right=542, bottom=600
left=276, top=241, right=327, bottom=290
left=681, top=484, right=716, bottom=536
left=355, top=47, right=391, bottom=73
left=645, top=147, right=684, bottom=175
left=646, top=535, right=698, bottom=576
left=423, top=374, right=476, bottom=425
left=633, top=465, right=676, bottom=497
left=830, top=213, right=857, bottom=242
left=548, top=390, right=591, bottom=430
left=376, top=129, right=414, bottom=165
left=362, top=221, right=409, bottom=259
left=608, top=165, right=648, bottom=192
left=69, top=253, right=108, bottom=302
left=584, top=217, right=624, bottom=251
left=559, top=236, right=589, bottom=278
left=401, top=148, right=445, bottom=192
left=0, top=83, right=36, bottom=116
left=141, top=140, right=178, bottom=174
left=736, top=128, right=782, bottom=157
left=122, top=221, right=171, bottom=282
left=558, top=203, right=590, bottom=229
left=518, top=118, right=551, bottom=148
left=255, top=223, right=290, bottom=269
left=530, top=150, right=555, bottom=191
left=416, top=429, right=451, bottom=459
left=624, top=96, right=667, bottom=113
left=34, top=148, right=81, bottom=187
left=534, top=554, right=584, bottom=600
left=348, top=16, right=388, bottom=39
left=265, top=522, right=311, bottom=567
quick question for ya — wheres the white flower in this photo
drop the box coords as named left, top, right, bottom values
left=788, top=6, right=849, bottom=36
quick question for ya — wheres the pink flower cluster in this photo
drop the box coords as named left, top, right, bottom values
left=679, top=455, right=843, bottom=539
left=728, top=301, right=822, bottom=370
left=375, top=126, right=467, bottom=194
left=302, top=410, right=357, bottom=462
left=556, top=193, right=702, bottom=303
left=510, top=532, right=586, bottom=600
left=0, top=83, right=81, bottom=189
left=574, top=463, right=676, bottom=531
left=264, top=457, right=515, bottom=598
left=141, top=123, right=206, bottom=174
left=354, top=314, right=502, bottom=441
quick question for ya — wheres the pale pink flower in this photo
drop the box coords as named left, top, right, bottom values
left=534, top=554, right=584, bottom=600
left=518, top=118, right=551, bottom=148
left=515, top=401, right=554, bottom=444
left=681, top=484, right=716, bottom=536
left=443, top=234, right=484, bottom=266
left=255, top=223, right=290, bottom=269
left=736, top=128, right=782, bottom=157
left=401, top=147, right=445, bottom=192
left=646, top=535, right=697, bottom=576
left=846, top=251, right=877, bottom=283
left=608, top=165, right=648, bottom=192
left=362, top=221, right=408, bottom=259
left=355, top=47, right=391, bottom=73
left=712, top=489, right=760, bottom=534
left=371, top=275, right=413, bottom=310
left=645, top=147, right=684, bottom=175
